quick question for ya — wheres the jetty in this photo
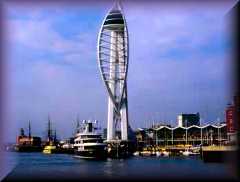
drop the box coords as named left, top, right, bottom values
left=201, top=145, right=238, bottom=162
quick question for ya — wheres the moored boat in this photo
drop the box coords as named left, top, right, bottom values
left=182, top=150, right=191, bottom=156
left=73, top=120, right=107, bottom=159
left=42, top=143, right=57, bottom=154
left=15, top=123, right=43, bottom=152
left=162, top=150, right=170, bottom=157
left=133, top=151, right=140, bottom=156
left=182, top=148, right=200, bottom=156
left=140, top=151, right=152, bottom=156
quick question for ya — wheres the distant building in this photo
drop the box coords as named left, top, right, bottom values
left=178, top=113, right=200, bottom=127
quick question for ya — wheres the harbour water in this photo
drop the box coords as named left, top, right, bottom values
left=2, top=152, right=239, bottom=181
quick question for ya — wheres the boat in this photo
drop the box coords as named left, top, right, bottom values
left=182, top=148, right=200, bottom=156
left=133, top=151, right=140, bottom=156
left=140, top=151, right=152, bottom=156
left=156, top=151, right=161, bottom=157
left=15, top=144, right=43, bottom=152
left=59, top=138, right=75, bottom=154
left=15, top=123, right=43, bottom=152
left=182, top=149, right=191, bottom=156
left=42, top=116, right=62, bottom=154
left=162, top=150, right=170, bottom=157
left=73, top=120, right=107, bottom=159
left=42, top=142, right=57, bottom=154
left=43, top=141, right=73, bottom=154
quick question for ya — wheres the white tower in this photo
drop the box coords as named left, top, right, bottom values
left=97, top=2, right=129, bottom=141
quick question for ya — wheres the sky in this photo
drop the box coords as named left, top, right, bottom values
left=2, top=0, right=238, bottom=142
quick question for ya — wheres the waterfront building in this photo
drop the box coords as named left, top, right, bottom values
left=97, top=2, right=130, bottom=141
left=136, top=123, right=228, bottom=147
left=134, top=128, right=154, bottom=150
left=177, top=113, right=200, bottom=127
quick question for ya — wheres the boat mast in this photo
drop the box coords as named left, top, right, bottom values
left=47, top=114, right=52, bottom=142
left=28, top=120, right=31, bottom=139
left=54, top=129, right=57, bottom=143
left=20, top=128, right=25, bottom=136
left=76, top=115, right=80, bottom=134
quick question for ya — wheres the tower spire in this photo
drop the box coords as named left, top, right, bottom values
left=112, top=0, right=121, bottom=11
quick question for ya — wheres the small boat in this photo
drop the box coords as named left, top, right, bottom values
left=140, top=151, right=152, bottom=156
left=182, top=149, right=199, bottom=156
left=182, top=150, right=191, bottom=156
left=133, top=151, right=140, bottom=156
left=156, top=151, right=161, bottom=157
left=162, top=151, right=169, bottom=157
left=43, top=142, right=57, bottom=154
left=151, top=151, right=156, bottom=156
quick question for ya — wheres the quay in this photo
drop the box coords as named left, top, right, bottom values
left=201, top=145, right=238, bottom=162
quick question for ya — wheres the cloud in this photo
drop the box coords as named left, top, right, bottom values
left=8, top=19, right=94, bottom=55
left=126, top=7, right=229, bottom=62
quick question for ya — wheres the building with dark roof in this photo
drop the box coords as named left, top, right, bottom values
left=177, top=113, right=200, bottom=127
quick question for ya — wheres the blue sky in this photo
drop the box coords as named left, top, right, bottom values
left=3, top=0, right=238, bottom=141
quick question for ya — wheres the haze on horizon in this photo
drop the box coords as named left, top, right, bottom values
left=2, top=0, right=238, bottom=142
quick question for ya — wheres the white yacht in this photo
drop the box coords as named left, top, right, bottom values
left=74, top=120, right=107, bottom=159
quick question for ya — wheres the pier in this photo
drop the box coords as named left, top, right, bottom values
left=201, top=145, right=238, bottom=162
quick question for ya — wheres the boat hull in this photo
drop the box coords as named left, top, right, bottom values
left=74, top=149, right=108, bottom=159
left=15, top=145, right=43, bottom=152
